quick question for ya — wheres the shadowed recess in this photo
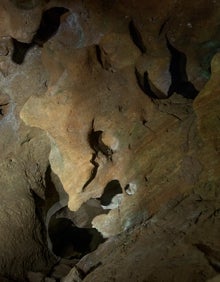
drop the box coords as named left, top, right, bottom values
left=135, top=68, right=158, bottom=99
left=12, top=7, right=69, bottom=64
left=95, top=44, right=103, bottom=67
left=83, top=119, right=113, bottom=191
left=0, top=93, right=10, bottom=120
left=49, top=218, right=105, bottom=259
left=99, top=180, right=123, bottom=206
left=88, top=119, right=113, bottom=159
left=32, top=7, right=69, bottom=46
left=129, top=20, right=146, bottom=53
left=166, top=37, right=199, bottom=99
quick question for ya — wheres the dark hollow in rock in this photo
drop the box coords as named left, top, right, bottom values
left=82, top=152, right=99, bottom=191
left=88, top=119, right=113, bottom=159
left=0, top=92, right=10, bottom=120
left=49, top=218, right=105, bottom=259
left=11, top=7, right=69, bottom=64
left=129, top=20, right=146, bottom=53
left=166, top=37, right=199, bottom=99
left=135, top=68, right=159, bottom=99
left=11, top=38, right=34, bottom=65
left=32, top=7, right=69, bottom=46
left=83, top=120, right=113, bottom=190
left=95, top=44, right=103, bottom=67
left=99, top=180, right=123, bottom=206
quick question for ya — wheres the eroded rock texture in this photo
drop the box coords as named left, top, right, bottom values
left=0, top=0, right=219, bottom=281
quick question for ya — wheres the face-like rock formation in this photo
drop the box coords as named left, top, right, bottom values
left=0, top=0, right=219, bottom=281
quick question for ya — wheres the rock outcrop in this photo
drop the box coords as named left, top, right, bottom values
left=0, top=0, right=219, bottom=281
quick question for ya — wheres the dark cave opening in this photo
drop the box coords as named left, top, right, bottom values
left=48, top=180, right=124, bottom=260
left=166, top=37, right=199, bottom=99
left=32, top=7, right=69, bottom=46
left=12, top=7, right=69, bottom=64
left=44, top=166, right=106, bottom=260
left=99, top=180, right=123, bottom=207
left=48, top=217, right=105, bottom=259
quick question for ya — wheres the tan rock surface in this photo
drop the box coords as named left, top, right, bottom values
left=76, top=194, right=220, bottom=282
left=20, top=0, right=220, bottom=239
left=0, top=0, right=219, bottom=281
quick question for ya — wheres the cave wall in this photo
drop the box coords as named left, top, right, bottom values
left=0, top=0, right=219, bottom=281
left=20, top=0, right=220, bottom=236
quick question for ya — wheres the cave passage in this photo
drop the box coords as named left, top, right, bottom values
left=49, top=218, right=105, bottom=259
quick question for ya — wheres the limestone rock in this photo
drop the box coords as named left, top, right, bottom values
left=61, top=267, right=82, bottom=282
left=51, top=264, right=72, bottom=280
left=20, top=0, right=220, bottom=240
left=0, top=0, right=219, bottom=281
left=0, top=0, right=42, bottom=42
left=98, top=32, right=140, bottom=71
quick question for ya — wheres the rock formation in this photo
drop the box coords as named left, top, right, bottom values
left=0, top=0, right=219, bottom=281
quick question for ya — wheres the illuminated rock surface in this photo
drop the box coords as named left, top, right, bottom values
left=0, top=0, right=219, bottom=281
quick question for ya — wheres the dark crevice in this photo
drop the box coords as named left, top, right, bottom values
left=12, top=7, right=69, bottom=64
left=158, top=18, right=169, bottom=36
left=95, top=44, right=103, bottom=67
left=11, top=38, right=34, bottom=64
left=135, top=68, right=158, bottom=99
left=135, top=37, right=200, bottom=100
left=82, top=153, right=99, bottom=191
left=75, top=262, right=102, bottom=280
left=99, top=180, right=123, bottom=206
left=30, top=188, right=51, bottom=261
left=166, top=37, right=199, bottom=99
left=42, top=165, right=69, bottom=261
left=194, top=243, right=220, bottom=272
left=44, top=166, right=106, bottom=260
left=88, top=119, right=113, bottom=160
left=49, top=218, right=105, bottom=259
left=45, top=165, right=59, bottom=202
left=129, top=20, right=146, bottom=53
left=0, top=102, right=9, bottom=117
left=32, top=7, right=69, bottom=46
left=44, top=165, right=66, bottom=211
left=83, top=261, right=102, bottom=276
left=83, top=119, right=113, bottom=191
